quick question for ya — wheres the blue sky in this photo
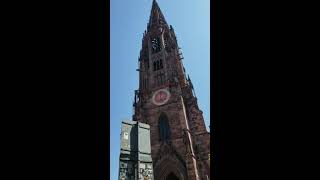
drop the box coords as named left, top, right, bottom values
left=110, top=0, right=210, bottom=179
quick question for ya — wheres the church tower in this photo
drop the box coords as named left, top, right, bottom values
left=132, top=1, right=210, bottom=179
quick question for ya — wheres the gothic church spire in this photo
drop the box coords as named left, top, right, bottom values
left=148, top=0, right=168, bottom=30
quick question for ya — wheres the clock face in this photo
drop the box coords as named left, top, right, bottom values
left=152, top=89, right=170, bottom=106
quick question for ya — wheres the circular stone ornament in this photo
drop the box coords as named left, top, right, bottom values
left=152, top=88, right=171, bottom=106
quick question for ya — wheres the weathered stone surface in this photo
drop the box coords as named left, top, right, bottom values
left=132, top=1, right=210, bottom=180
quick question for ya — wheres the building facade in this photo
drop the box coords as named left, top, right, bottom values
left=132, top=1, right=210, bottom=180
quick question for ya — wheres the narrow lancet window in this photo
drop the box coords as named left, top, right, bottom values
left=159, top=113, right=171, bottom=142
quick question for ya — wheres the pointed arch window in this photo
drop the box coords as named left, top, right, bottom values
left=153, top=62, right=156, bottom=71
left=164, top=33, right=171, bottom=52
left=151, top=37, right=161, bottom=53
left=159, top=113, right=171, bottom=142
left=153, top=59, right=164, bottom=71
